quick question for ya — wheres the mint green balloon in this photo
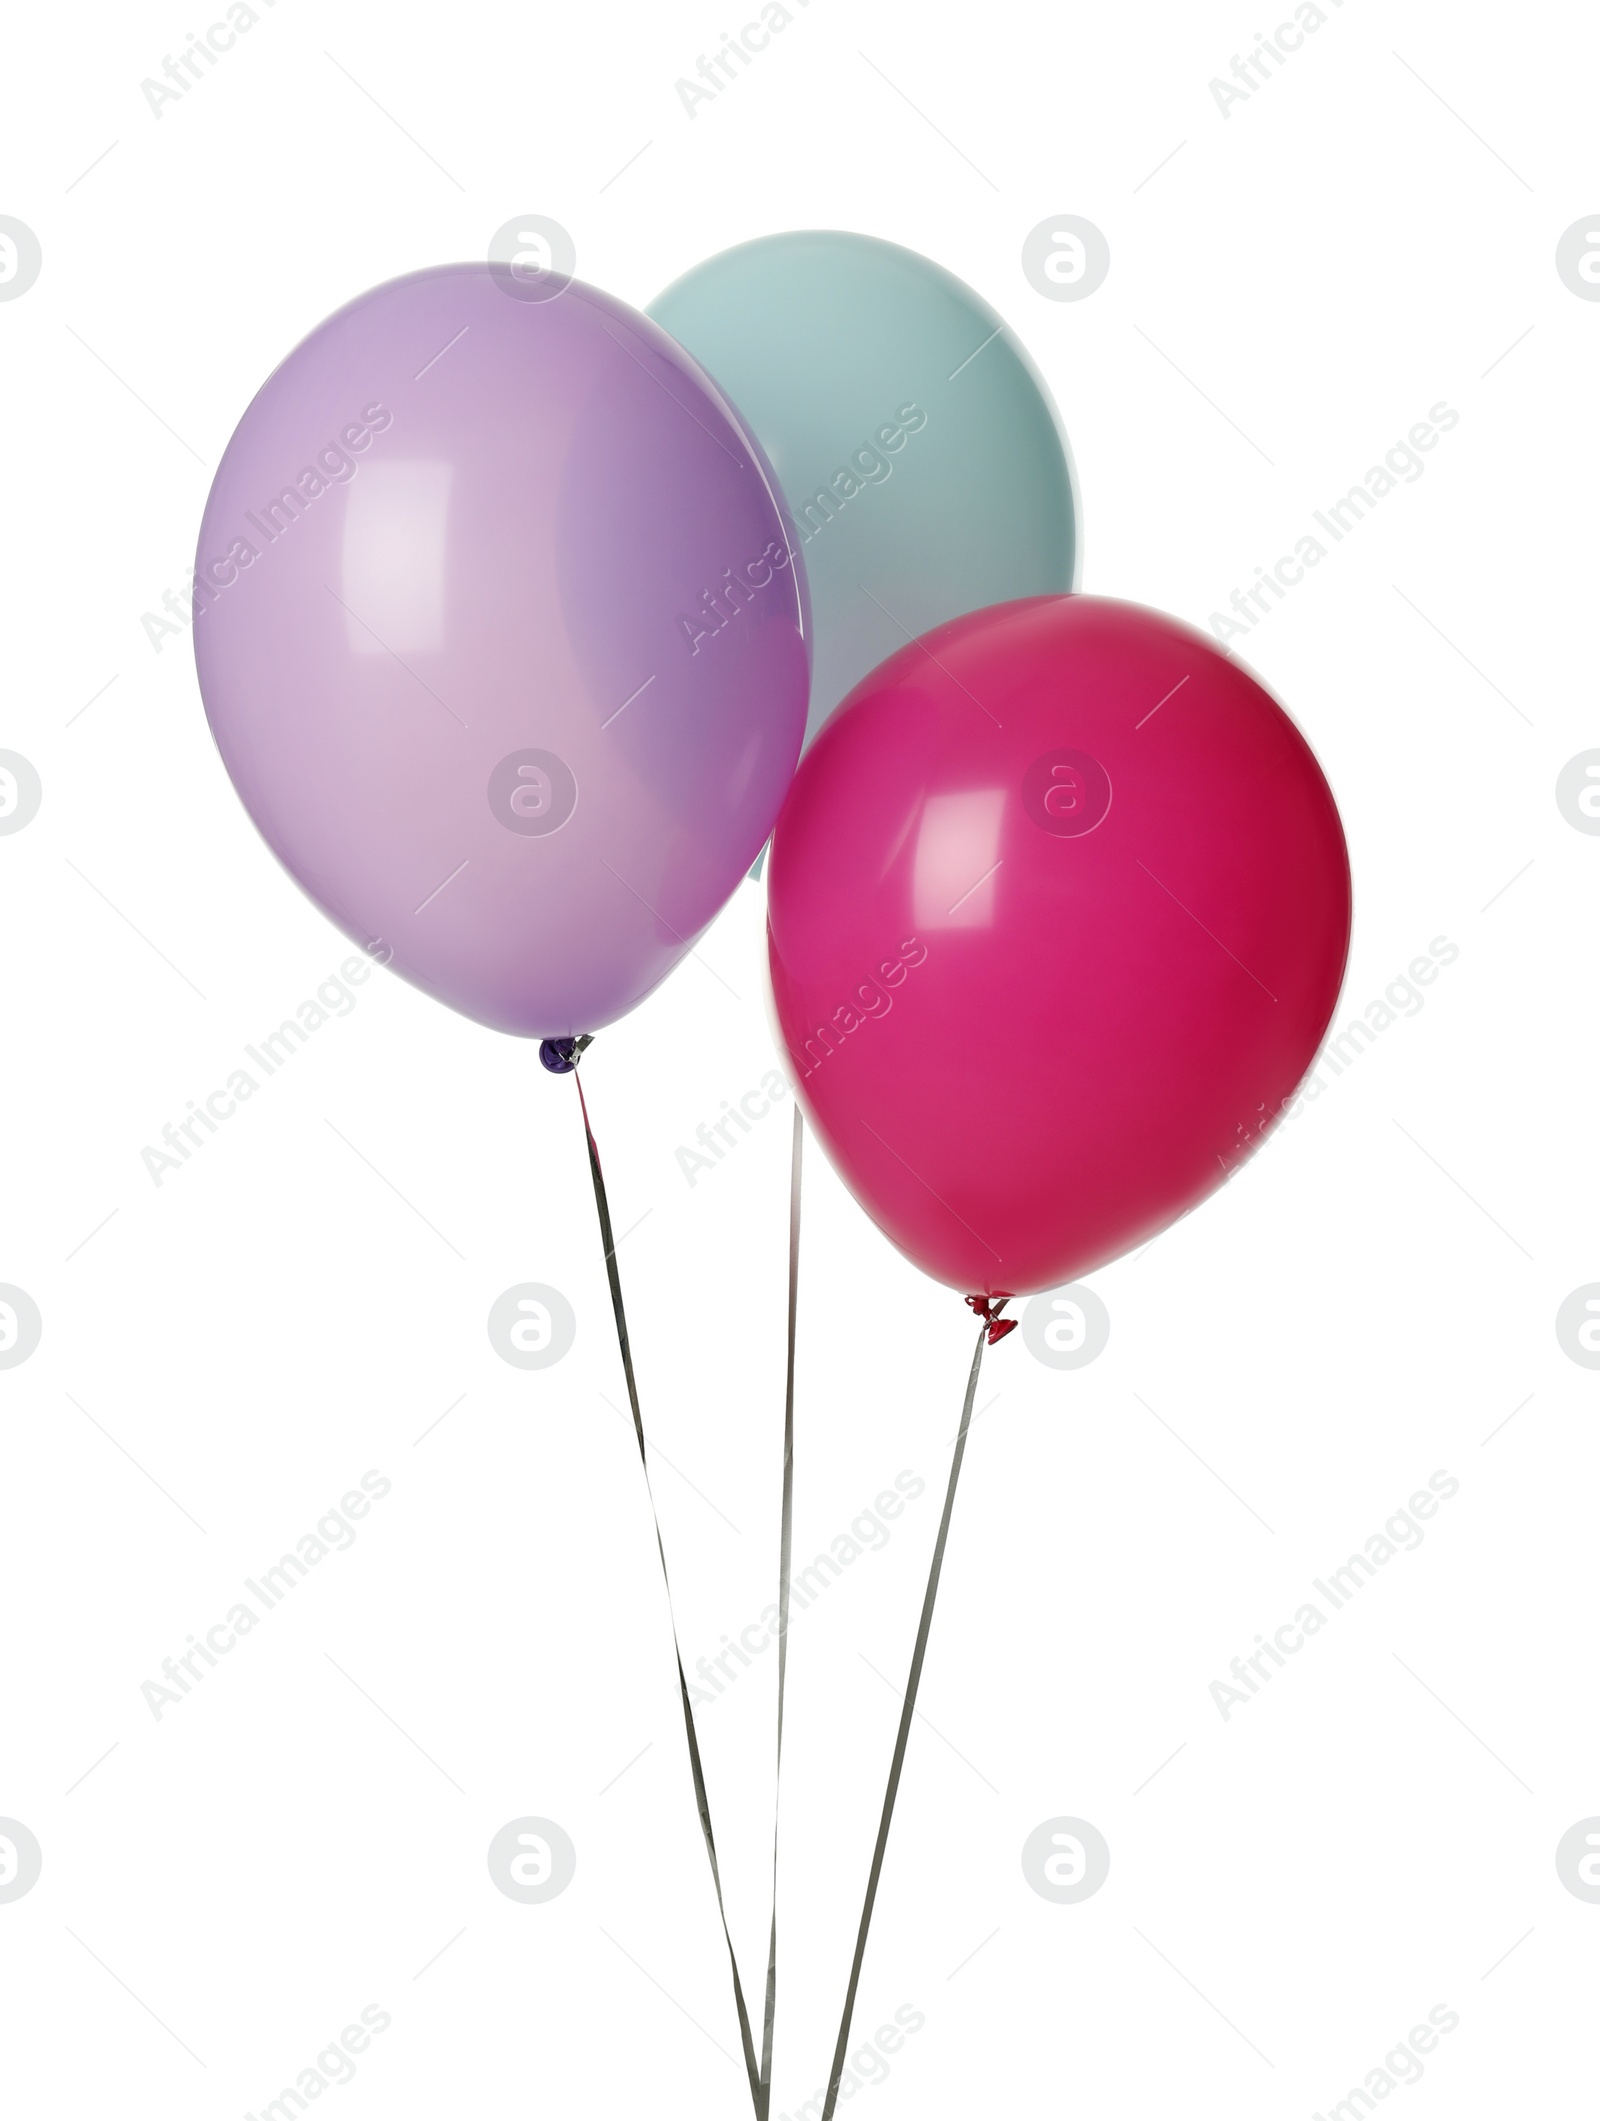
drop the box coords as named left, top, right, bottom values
left=648, top=230, right=1078, bottom=752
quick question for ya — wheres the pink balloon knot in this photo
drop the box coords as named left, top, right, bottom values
left=965, top=1295, right=1016, bottom=1346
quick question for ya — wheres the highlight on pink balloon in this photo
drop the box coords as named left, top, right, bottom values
left=766, top=595, right=1352, bottom=1297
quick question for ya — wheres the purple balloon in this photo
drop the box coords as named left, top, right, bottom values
left=194, top=263, right=810, bottom=1036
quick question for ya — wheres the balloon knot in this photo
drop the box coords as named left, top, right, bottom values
left=965, top=1294, right=1016, bottom=1345
left=539, top=1034, right=593, bottom=1075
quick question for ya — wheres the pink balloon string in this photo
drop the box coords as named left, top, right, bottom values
left=818, top=1309, right=1003, bottom=2119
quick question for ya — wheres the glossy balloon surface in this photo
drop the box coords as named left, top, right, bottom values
left=766, top=596, right=1352, bottom=1296
left=196, top=263, right=809, bottom=1038
left=650, top=231, right=1075, bottom=752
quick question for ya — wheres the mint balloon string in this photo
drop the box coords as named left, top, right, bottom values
left=757, top=1106, right=803, bottom=2113
left=567, top=1050, right=764, bottom=2118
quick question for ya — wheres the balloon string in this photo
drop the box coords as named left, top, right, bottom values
left=571, top=1060, right=764, bottom=2119
left=757, top=1105, right=803, bottom=2110
left=818, top=1312, right=996, bottom=2121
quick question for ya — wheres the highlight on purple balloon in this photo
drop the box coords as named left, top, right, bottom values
left=193, top=263, right=811, bottom=1038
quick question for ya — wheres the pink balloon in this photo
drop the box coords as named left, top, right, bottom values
left=766, top=596, right=1351, bottom=1297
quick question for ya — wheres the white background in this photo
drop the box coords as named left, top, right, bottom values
left=2, top=0, right=1597, bottom=2115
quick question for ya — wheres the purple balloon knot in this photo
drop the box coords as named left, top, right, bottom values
left=539, top=1034, right=593, bottom=1074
